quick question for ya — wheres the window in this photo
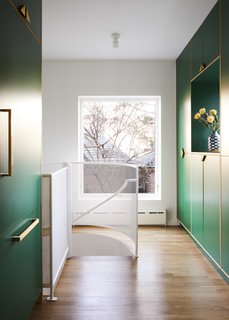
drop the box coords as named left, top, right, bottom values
left=78, top=96, right=161, bottom=198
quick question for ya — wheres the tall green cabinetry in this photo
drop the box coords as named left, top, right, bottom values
left=191, top=1, right=220, bottom=79
left=176, top=45, right=191, bottom=231
left=190, top=154, right=203, bottom=245
left=177, top=0, right=228, bottom=279
left=221, top=0, right=229, bottom=276
left=0, top=1, right=42, bottom=319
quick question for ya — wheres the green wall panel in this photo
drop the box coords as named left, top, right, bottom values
left=191, top=27, right=203, bottom=80
left=177, top=0, right=228, bottom=278
left=221, top=0, right=229, bottom=156
left=202, top=1, right=220, bottom=66
left=0, top=1, right=41, bottom=319
left=177, top=45, right=191, bottom=231
left=0, top=210, right=41, bottom=320
left=177, top=155, right=191, bottom=231
left=191, top=1, right=219, bottom=79
left=203, top=155, right=220, bottom=263
left=221, top=157, right=229, bottom=275
left=9, top=0, right=41, bottom=40
left=191, top=154, right=204, bottom=244
left=177, top=45, right=191, bottom=153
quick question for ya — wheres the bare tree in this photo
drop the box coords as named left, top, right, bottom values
left=83, top=101, right=156, bottom=193
left=84, top=101, right=155, bottom=163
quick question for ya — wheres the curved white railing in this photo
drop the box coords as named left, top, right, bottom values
left=42, top=160, right=139, bottom=295
left=73, top=178, right=137, bottom=223
left=71, top=162, right=138, bottom=257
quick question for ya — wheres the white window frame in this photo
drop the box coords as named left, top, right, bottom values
left=78, top=96, right=161, bottom=200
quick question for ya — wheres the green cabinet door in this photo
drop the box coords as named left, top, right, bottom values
left=177, top=154, right=191, bottom=231
left=177, top=45, right=191, bottom=231
left=0, top=1, right=42, bottom=319
left=9, top=0, right=41, bottom=40
left=221, top=0, right=229, bottom=156
left=221, top=156, right=229, bottom=275
left=191, top=154, right=204, bottom=244
left=177, top=44, right=191, bottom=154
left=221, top=0, right=229, bottom=276
left=202, top=1, right=220, bottom=67
left=191, top=1, right=220, bottom=79
left=191, top=27, right=204, bottom=79
left=203, top=155, right=220, bottom=263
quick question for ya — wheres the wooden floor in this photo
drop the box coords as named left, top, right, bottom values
left=30, top=226, right=229, bottom=320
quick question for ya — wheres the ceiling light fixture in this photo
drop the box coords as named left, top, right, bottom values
left=111, top=33, right=120, bottom=48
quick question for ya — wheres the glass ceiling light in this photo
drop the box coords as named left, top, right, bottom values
left=111, top=33, right=120, bottom=48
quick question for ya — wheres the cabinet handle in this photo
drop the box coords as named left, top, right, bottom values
left=180, top=148, right=185, bottom=158
left=201, top=155, right=207, bottom=162
left=199, top=63, right=206, bottom=72
left=12, top=218, right=39, bottom=242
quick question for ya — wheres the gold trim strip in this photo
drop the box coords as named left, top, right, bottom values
left=7, top=0, right=41, bottom=45
left=191, top=55, right=220, bottom=82
left=0, top=109, right=13, bottom=176
left=12, top=218, right=39, bottom=241
left=8, top=109, right=13, bottom=176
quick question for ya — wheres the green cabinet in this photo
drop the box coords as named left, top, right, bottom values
left=221, top=0, right=229, bottom=156
left=221, top=157, right=229, bottom=275
left=177, top=45, right=191, bottom=153
left=191, top=154, right=203, bottom=244
left=191, top=1, right=220, bottom=79
left=203, top=155, right=220, bottom=263
left=0, top=1, right=41, bottom=319
left=9, top=0, right=41, bottom=40
left=177, top=154, right=191, bottom=231
left=177, top=45, right=191, bottom=231
left=191, top=26, right=204, bottom=80
left=220, top=0, right=229, bottom=277
left=177, top=0, right=229, bottom=279
left=191, top=154, right=220, bottom=256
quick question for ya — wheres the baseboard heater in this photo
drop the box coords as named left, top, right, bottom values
left=138, top=210, right=166, bottom=226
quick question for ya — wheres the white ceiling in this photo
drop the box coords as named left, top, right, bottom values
left=42, top=0, right=218, bottom=60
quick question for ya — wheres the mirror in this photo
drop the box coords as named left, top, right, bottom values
left=0, top=109, right=12, bottom=176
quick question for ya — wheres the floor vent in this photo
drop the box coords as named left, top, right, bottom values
left=138, top=210, right=166, bottom=226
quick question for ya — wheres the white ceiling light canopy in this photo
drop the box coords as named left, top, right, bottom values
left=111, top=33, right=120, bottom=48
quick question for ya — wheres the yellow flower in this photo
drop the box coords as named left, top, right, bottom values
left=207, top=115, right=214, bottom=123
left=194, top=113, right=201, bottom=119
left=209, top=109, right=217, bottom=116
left=199, top=108, right=206, bottom=115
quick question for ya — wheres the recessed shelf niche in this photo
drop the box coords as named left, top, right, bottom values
left=191, top=58, right=220, bottom=153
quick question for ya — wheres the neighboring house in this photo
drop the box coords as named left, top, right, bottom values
left=84, top=134, right=155, bottom=193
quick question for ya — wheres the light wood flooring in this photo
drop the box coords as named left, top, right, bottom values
left=30, top=226, right=229, bottom=320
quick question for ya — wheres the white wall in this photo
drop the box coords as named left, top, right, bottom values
left=42, top=60, right=177, bottom=225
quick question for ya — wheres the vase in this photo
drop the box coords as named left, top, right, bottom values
left=208, top=131, right=220, bottom=152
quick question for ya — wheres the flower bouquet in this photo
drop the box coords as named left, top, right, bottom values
left=194, top=107, right=220, bottom=152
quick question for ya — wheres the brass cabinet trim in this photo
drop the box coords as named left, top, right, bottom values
left=18, top=5, right=31, bottom=24
left=0, top=109, right=13, bottom=176
left=12, top=218, right=39, bottom=242
left=180, top=148, right=185, bottom=158
left=201, top=155, right=207, bottom=162
left=7, top=0, right=41, bottom=45
left=199, top=63, right=206, bottom=72
left=191, top=55, right=220, bottom=82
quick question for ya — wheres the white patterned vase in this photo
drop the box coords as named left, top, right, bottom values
left=208, top=131, right=220, bottom=152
